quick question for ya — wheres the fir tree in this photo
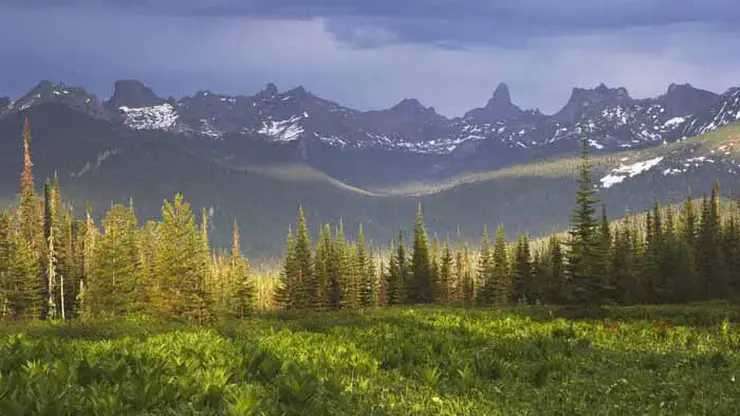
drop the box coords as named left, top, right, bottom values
left=326, top=223, right=344, bottom=309
left=490, top=224, right=511, bottom=304
left=228, top=220, right=255, bottom=318
left=275, top=227, right=298, bottom=309
left=476, top=226, right=494, bottom=304
left=293, top=205, right=314, bottom=309
left=153, top=194, right=210, bottom=322
left=437, top=238, right=453, bottom=303
left=409, top=204, right=433, bottom=303
left=89, top=204, right=140, bottom=316
left=512, top=234, right=533, bottom=304
left=6, top=230, right=43, bottom=320
left=313, top=224, right=332, bottom=310
left=565, top=137, right=603, bottom=306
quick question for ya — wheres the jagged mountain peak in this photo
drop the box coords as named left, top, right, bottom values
left=260, top=83, right=279, bottom=97
left=554, top=83, right=632, bottom=123
left=489, top=82, right=512, bottom=105
left=658, top=82, right=719, bottom=117
left=392, top=98, right=427, bottom=113
left=463, top=82, right=523, bottom=123
left=106, top=79, right=163, bottom=110
left=285, top=86, right=308, bottom=99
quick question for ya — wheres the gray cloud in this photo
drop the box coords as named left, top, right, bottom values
left=0, top=2, right=739, bottom=117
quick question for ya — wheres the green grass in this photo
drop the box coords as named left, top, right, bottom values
left=1, top=304, right=739, bottom=415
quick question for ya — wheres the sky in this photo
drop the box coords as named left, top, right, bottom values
left=1, top=0, right=740, bottom=116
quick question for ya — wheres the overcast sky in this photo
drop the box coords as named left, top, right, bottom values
left=1, top=0, right=740, bottom=116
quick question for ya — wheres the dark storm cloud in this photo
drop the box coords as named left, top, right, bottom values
left=6, top=0, right=740, bottom=46
left=0, top=1, right=739, bottom=116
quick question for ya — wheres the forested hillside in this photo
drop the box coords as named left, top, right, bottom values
left=2, top=118, right=738, bottom=321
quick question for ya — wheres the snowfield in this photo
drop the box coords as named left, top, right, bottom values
left=119, top=104, right=179, bottom=130
left=600, top=157, right=664, bottom=188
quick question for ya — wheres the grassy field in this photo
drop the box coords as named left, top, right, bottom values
left=1, top=304, right=739, bottom=415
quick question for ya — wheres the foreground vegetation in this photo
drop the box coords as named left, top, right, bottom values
left=1, top=305, right=739, bottom=415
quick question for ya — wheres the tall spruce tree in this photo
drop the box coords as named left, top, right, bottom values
left=437, top=238, right=453, bottom=303
left=275, top=227, right=298, bottom=309
left=228, top=220, right=255, bottom=318
left=476, top=226, right=494, bottom=304
left=293, top=205, right=314, bottom=309
left=491, top=224, right=511, bottom=304
left=153, top=194, right=210, bottom=322
left=565, top=137, right=603, bottom=306
left=512, top=234, right=533, bottom=304
left=409, top=204, right=433, bottom=303
left=89, top=204, right=140, bottom=316
left=313, top=224, right=332, bottom=310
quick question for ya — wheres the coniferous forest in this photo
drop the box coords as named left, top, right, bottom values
left=1, top=119, right=739, bottom=415
left=2, top=119, right=739, bottom=320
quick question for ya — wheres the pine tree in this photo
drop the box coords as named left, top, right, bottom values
left=17, top=118, right=45, bottom=318
left=326, top=223, right=344, bottom=309
left=476, top=226, right=494, bottom=304
left=275, top=227, right=298, bottom=309
left=78, top=206, right=98, bottom=319
left=228, top=220, right=255, bottom=319
left=0, top=209, right=10, bottom=318
left=293, top=205, right=314, bottom=309
left=565, top=137, right=603, bottom=307
left=461, top=246, right=475, bottom=305
left=409, top=204, right=433, bottom=303
left=313, top=224, right=332, bottom=310
left=512, top=234, right=533, bottom=304
left=357, top=224, right=375, bottom=308
left=437, top=238, right=453, bottom=303
left=6, top=230, right=43, bottom=320
left=88, top=204, right=140, bottom=316
left=387, top=231, right=409, bottom=305
left=153, top=194, right=210, bottom=322
left=490, top=224, right=511, bottom=304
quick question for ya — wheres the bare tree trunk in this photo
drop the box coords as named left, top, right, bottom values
left=60, top=273, right=66, bottom=320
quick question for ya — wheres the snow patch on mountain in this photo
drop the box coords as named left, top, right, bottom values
left=664, top=116, right=686, bottom=127
left=600, top=156, right=664, bottom=188
left=258, top=116, right=304, bottom=142
left=119, top=104, right=178, bottom=130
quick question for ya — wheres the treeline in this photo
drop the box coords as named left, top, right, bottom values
left=0, top=119, right=255, bottom=322
left=2, top=119, right=739, bottom=321
left=275, top=140, right=740, bottom=310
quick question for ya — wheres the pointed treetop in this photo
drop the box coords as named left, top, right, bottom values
left=21, top=117, right=34, bottom=188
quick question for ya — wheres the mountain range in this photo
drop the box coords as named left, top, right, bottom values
left=1, top=79, right=739, bottom=258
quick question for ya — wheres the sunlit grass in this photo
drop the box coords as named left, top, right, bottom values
left=1, top=304, right=738, bottom=415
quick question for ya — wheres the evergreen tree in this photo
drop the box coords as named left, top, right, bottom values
left=313, top=224, right=332, bottom=310
left=228, top=220, right=255, bottom=318
left=0, top=210, right=10, bottom=318
left=409, top=204, right=433, bottom=303
left=17, top=119, right=45, bottom=318
left=153, top=194, right=210, bottom=322
left=6, top=230, right=43, bottom=320
left=88, top=204, right=139, bottom=316
left=461, top=246, right=475, bottom=305
left=357, top=224, right=375, bottom=308
left=512, top=234, right=533, bottom=304
left=326, top=223, right=344, bottom=309
left=490, top=224, right=511, bottom=304
left=476, top=226, right=494, bottom=304
left=565, top=137, right=603, bottom=306
left=275, top=227, right=298, bottom=309
left=437, top=238, right=453, bottom=303
left=293, top=205, right=314, bottom=309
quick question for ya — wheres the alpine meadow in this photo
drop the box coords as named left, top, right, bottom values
left=3, top=1, right=740, bottom=413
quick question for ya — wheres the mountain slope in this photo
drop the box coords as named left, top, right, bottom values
left=1, top=79, right=737, bottom=188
